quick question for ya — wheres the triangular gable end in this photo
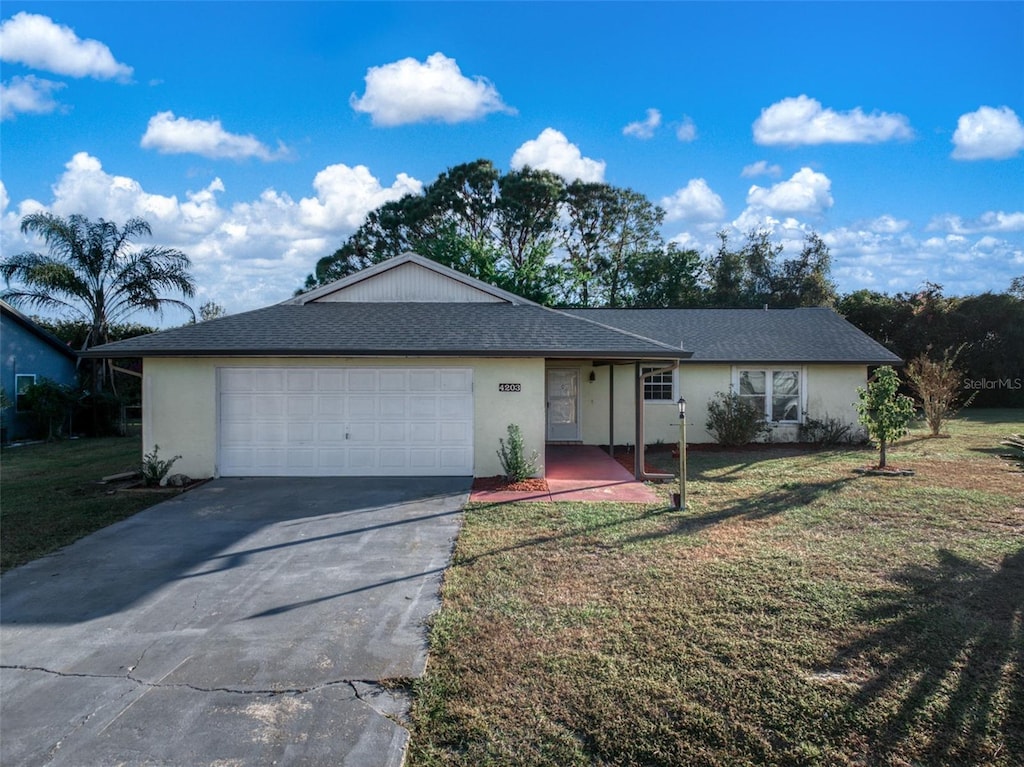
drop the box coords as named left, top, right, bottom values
left=289, top=252, right=534, bottom=305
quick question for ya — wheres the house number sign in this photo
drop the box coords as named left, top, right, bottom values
left=498, top=383, right=522, bottom=392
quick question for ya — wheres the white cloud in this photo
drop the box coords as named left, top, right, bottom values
left=741, top=160, right=782, bottom=178
left=746, top=167, right=833, bottom=215
left=675, top=116, right=697, bottom=143
left=350, top=52, right=514, bottom=126
left=1, top=152, right=424, bottom=318
left=140, top=111, right=286, bottom=161
left=298, top=163, right=422, bottom=231
left=660, top=179, right=725, bottom=222
left=753, top=95, right=913, bottom=146
left=0, top=75, right=65, bottom=120
left=951, top=106, right=1024, bottom=160
left=927, top=210, right=1024, bottom=234
left=623, top=108, right=661, bottom=139
left=510, top=128, right=606, bottom=183
left=867, top=215, right=910, bottom=234
left=0, top=12, right=132, bottom=81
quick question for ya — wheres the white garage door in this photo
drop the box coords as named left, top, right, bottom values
left=218, top=367, right=474, bottom=476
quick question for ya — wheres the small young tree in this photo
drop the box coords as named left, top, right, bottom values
left=855, top=366, right=915, bottom=469
left=904, top=345, right=975, bottom=436
left=496, top=423, right=539, bottom=482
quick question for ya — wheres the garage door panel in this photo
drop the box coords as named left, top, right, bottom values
left=219, top=367, right=473, bottom=476
left=347, top=396, right=377, bottom=418
left=252, top=397, right=285, bottom=418
left=318, top=396, right=345, bottom=417
left=409, top=370, right=438, bottom=390
left=439, top=396, right=471, bottom=418
left=347, top=370, right=377, bottom=391
left=439, top=422, right=469, bottom=443
left=348, top=422, right=376, bottom=442
left=440, top=448, right=471, bottom=469
left=288, top=423, right=315, bottom=443
left=379, top=370, right=407, bottom=391
left=317, top=422, right=347, bottom=443
left=379, top=422, right=406, bottom=442
left=440, top=370, right=471, bottom=391
left=379, top=397, right=407, bottom=418
left=253, top=371, right=286, bottom=392
left=287, top=397, right=316, bottom=418
left=256, top=423, right=286, bottom=443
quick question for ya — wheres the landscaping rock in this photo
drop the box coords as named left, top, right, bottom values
left=160, top=473, right=192, bottom=488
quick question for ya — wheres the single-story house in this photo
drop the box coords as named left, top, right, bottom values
left=1, top=300, right=79, bottom=441
left=84, top=253, right=901, bottom=480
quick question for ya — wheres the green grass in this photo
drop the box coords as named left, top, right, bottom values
left=409, top=409, right=1024, bottom=767
left=0, top=432, right=160, bottom=571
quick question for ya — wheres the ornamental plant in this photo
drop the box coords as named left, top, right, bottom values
left=855, top=366, right=915, bottom=469
left=496, top=423, right=539, bottom=482
left=705, top=390, right=768, bottom=447
left=904, top=345, right=976, bottom=436
left=141, top=444, right=182, bottom=487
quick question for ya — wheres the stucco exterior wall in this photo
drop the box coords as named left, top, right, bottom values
left=143, top=356, right=545, bottom=479
left=576, top=362, right=867, bottom=447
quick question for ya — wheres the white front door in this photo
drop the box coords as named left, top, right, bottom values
left=546, top=368, right=580, bottom=441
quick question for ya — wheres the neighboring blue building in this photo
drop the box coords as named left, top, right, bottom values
left=1, top=301, right=79, bottom=441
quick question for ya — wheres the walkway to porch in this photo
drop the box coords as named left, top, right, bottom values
left=469, top=444, right=665, bottom=504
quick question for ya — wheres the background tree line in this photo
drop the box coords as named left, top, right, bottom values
left=304, top=159, right=1023, bottom=407
left=303, top=159, right=836, bottom=309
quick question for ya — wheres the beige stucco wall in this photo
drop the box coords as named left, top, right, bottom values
left=143, top=356, right=545, bottom=479
left=574, top=362, right=867, bottom=447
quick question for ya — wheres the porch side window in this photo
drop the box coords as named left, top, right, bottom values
left=642, top=367, right=674, bottom=402
left=736, top=368, right=802, bottom=423
left=15, top=373, right=36, bottom=412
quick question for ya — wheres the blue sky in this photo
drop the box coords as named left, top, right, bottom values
left=1, top=1, right=1022, bottom=323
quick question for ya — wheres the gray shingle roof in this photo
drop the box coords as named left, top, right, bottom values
left=82, top=302, right=688, bottom=360
left=566, top=308, right=902, bottom=364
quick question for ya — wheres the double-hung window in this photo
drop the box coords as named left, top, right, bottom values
left=642, top=367, right=675, bottom=402
left=736, top=368, right=803, bottom=423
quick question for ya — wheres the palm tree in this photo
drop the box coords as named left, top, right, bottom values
left=1, top=213, right=196, bottom=392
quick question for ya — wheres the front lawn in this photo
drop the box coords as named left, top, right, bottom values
left=0, top=433, right=158, bottom=571
left=409, top=410, right=1024, bottom=766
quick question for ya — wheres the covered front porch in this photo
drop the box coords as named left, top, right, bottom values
left=471, top=444, right=665, bottom=503
left=544, top=359, right=685, bottom=481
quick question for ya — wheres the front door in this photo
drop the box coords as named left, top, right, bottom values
left=546, top=368, right=581, bottom=441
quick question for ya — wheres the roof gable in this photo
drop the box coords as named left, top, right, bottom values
left=0, top=301, right=78, bottom=361
left=290, top=252, right=532, bottom=305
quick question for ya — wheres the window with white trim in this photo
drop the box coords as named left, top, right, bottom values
left=736, top=368, right=803, bottom=423
left=15, top=373, right=36, bottom=412
left=642, top=367, right=675, bottom=402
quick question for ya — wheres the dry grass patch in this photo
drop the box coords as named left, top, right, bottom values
left=410, top=410, right=1023, bottom=767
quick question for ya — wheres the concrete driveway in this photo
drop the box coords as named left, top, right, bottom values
left=0, top=476, right=470, bottom=767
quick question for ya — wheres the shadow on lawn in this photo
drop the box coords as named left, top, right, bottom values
left=466, top=474, right=856, bottom=564
left=830, top=547, right=1024, bottom=766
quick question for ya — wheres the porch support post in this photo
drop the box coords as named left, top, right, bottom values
left=634, top=361, right=643, bottom=479
left=608, top=364, right=614, bottom=458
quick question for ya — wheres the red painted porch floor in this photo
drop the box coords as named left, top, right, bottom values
left=469, top=444, right=666, bottom=504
